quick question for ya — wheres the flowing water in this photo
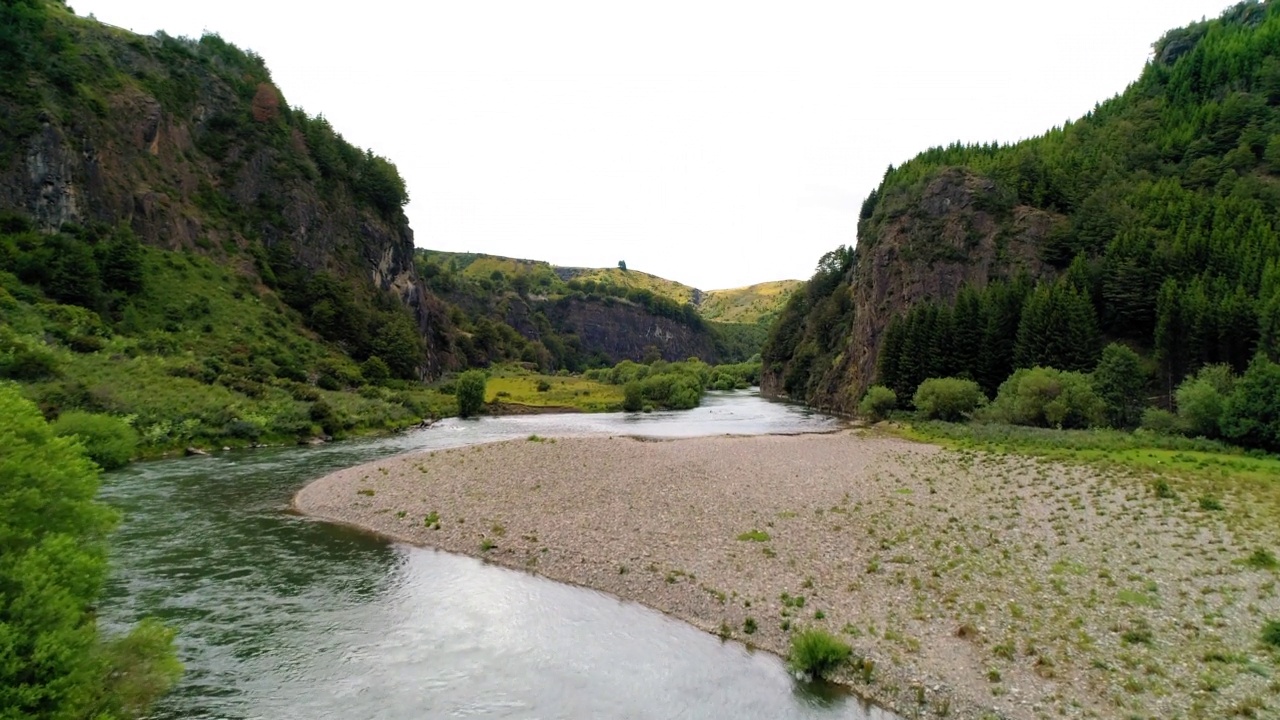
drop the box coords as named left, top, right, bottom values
left=99, top=391, right=901, bottom=720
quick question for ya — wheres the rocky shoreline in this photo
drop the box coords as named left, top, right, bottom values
left=294, top=431, right=1279, bottom=719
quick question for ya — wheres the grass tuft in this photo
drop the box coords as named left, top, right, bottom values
left=788, top=628, right=852, bottom=679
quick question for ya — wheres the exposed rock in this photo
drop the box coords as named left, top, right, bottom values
left=763, top=168, right=1058, bottom=411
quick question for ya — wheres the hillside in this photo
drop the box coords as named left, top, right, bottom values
left=699, top=280, right=802, bottom=324
left=763, top=0, right=1280, bottom=414
left=417, top=250, right=797, bottom=367
left=0, top=1, right=460, bottom=449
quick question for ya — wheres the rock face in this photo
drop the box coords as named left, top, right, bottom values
left=543, top=297, right=718, bottom=364
left=762, top=168, right=1059, bottom=411
left=0, top=21, right=453, bottom=378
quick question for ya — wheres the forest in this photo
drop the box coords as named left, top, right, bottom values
left=765, top=0, right=1280, bottom=452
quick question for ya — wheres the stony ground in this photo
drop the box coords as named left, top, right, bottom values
left=294, top=431, right=1280, bottom=719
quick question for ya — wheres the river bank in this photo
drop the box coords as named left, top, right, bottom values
left=295, top=430, right=1280, bottom=719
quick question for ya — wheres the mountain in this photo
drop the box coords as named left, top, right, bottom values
left=0, top=1, right=465, bottom=446
left=763, top=0, right=1280, bottom=412
left=1, top=1, right=454, bottom=374
left=416, top=250, right=798, bottom=368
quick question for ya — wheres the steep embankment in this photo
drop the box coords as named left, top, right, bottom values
left=763, top=0, right=1280, bottom=411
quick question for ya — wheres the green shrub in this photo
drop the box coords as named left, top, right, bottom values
left=913, top=378, right=986, bottom=421
left=1220, top=354, right=1280, bottom=453
left=0, top=328, right=60, bottom=380
left=1091, top=343, right=1148, bottom=429
left=52, top=411, right=139, bottom=470
left=788, top=628, right=852, bottom=679
left=858, top=385, right=897, bottom=421
left=0, top=385, right=178, bottom=716
left=1140, top=408, right=1183, bottom=435
left=360, top=356, right=391, bottom=385
left=623, top=381, right=643, bottom=412
left=984, top=366, right=1104, bottom=429
left=456, top=370, right=487, bottom=417
left=1263, top=620, right=1280, bottom=648
left=1176, top=364, right=1234, bottom=438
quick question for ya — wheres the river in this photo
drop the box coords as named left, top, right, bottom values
left=98, top=390, right=901, bottom=720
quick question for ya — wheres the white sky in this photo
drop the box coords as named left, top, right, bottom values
left=74, top=1, right=1232, bottom=290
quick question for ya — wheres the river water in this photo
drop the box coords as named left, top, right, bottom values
left=99, top=390, right=900, bottom=720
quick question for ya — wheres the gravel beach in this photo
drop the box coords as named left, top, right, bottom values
left=294, top=431, right=1280, bottom=719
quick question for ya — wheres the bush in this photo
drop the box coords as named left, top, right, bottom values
left=1175, top=364, right=1234, bottom=438
left=788, top=628, right=852, bottom=679
left=1091, top=343, right=1148, bottom=429
left=0, top=328, right=60, bottom=380
left=913, top=378, right=985, bottom=421
left=1263, top=619, right=1280, bottom=649
left=360, top=356, right=391, bottom=385
left=623, top=381, right=643, bottom=412
left=1140, top=408, right=1183, bottom=435
left=0, top=384, right=179, bottom=717
left=456, top=370, right=487, bottom=417
left=984, top=366, right=1104, bottom=429
left=858, top=385, right=897, bottom=421
left=52, top=411, right=139, bottom=470
left=1220, top=354, right=1280, bottom=453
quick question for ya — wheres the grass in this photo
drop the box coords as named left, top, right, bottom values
left=484, top=366, right=624, bottom=412
left=788, top=629, right=852, bottom=679
left=903, top=421, right=1280, bottom=486
left=1246, top=548, right=1278, bottom=570
left=737, top=529, right=771, bottom=542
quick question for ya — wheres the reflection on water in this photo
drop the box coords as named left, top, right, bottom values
left=99, top=391, right=900, bottom=719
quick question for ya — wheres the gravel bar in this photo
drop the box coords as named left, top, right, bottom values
left=294, top=431, right=1280, bottom=719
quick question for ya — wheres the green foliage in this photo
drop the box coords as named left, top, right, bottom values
left=456, top=370, right=487, bottom=417
left=1091, top=343, right=1149, bottom=429
left=360, top=356, right=391, bottom=385
left=1015, top=280, right=1101, bottom=373
left=913, top=377, right=986, bottom=421
left=0, top=385, right=179, bottom=718
left=788, top=628, right=853, bottom=679
left=1263, top=619, right=1280, bottom=648
left=1140, top=407, right=1184, bottom=435
left=622, top=381, right=643, bottom=412
left=1220, top=353, right=1280, bottom=452
left=1175, top=363, right=1235, bottom=438
left=52, top=411, right=139, bottom=470
left=984, top=366, right=1105, bottom=429
left=858, top=385, right=897, bottom=421
left=93, top=619, right=184, bottom=719
left=0, top=325, right=60, bottom=380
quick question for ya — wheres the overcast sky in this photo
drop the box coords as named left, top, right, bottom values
left=74, top=1, right=1232, bottom=290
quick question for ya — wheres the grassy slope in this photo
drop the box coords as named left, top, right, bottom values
left=563, top=266, right=698, bottom=305
left=699, top=280, right=802, bottom=324
left=3, top=246, right=454, bottom=454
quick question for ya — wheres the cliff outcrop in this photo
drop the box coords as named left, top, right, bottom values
left=0, top=5, right=452, bottom=377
